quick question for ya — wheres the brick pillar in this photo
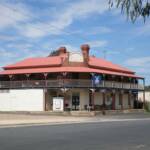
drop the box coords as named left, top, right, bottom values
left=43, top=89, right=47, bottom=111
left=103, top=93, right=105, bottom=108
left=112, top=93, right=116, bottom=110
left=92, top=90, right=95, bottom=110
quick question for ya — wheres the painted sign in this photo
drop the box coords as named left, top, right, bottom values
left=69, top=52, right=84, bottom=62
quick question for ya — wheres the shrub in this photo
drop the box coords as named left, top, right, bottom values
left=144, top=101, right=150, bottom=112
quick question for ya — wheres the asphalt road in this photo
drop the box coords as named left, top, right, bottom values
left=0, top=119, right=150, bottom=150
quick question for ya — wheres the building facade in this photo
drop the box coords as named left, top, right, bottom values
left=0, top=44, right=145, bottom=112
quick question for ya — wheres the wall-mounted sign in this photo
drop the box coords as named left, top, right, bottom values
left=69, top=52, right=84, bottom=62
left=91, top=74, right=102, bottom=86
left=53, top=97, right=64, bottom=111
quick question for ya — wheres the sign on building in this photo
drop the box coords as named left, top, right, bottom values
left=53, top=97, right=64, bottom=111
left=91, top=74, right=102, bottom=86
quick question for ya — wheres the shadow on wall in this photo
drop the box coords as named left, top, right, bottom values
left=134, top=100, right=143, bottom=109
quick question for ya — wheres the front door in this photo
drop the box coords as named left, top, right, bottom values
left=72, top=93, right=80, bottom=110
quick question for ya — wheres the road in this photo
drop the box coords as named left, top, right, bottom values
left=0, top=119, right=150, bottom=150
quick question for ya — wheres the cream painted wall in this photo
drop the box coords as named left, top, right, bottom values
left=123, top=94, right=129, bottom=109
left=138, top=91, right=150, bottom=102
left=94, top=92, right=103, bottom=105
left=45, top=89, right=135, bottom=111
left=115, top=93, right=121, bottom=110
left=68, top=89, right=89, bottom=110
left=69, top=90, right=134, bottom=110
left=0, top=89, right=44, bottom=111
left=80, top=89, right=89, bottom=109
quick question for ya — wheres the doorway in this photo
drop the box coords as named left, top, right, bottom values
left=72, top=93, right=80, bottom=110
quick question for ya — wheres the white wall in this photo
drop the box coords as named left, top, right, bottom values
left=0, top=89, right=44, bottom=111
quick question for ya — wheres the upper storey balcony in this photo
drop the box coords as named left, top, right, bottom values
left=0, top=73, right=144, bottom=90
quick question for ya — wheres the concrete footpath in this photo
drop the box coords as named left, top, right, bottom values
left=0, top=113, right=92, bottom=126
left=0, top=112, right=150, bottom=128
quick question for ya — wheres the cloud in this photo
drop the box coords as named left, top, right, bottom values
left=0, top=48, right=19, bottom=58
left=87, top=40, right=108, bottom=48
left=18, top=0, right=109, bottom=38
left=125, top=56, right=150, bottom=67
left=124, top=56, right=150, bottom=84
left=135, top=21, right=150, bottom=36
left=0, top=0, right=111, bottom=39
left=0, top=2, right=32, bottom=29
left=66, top=26, right=112, bottom=35
left=86, top=26, right=112, bottom=35
left=6, top=43, right=33, bottom=50
left=0, top=35, right=19, bottom=41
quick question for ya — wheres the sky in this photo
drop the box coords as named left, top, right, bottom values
left=0, top=0, right=150, bottom=84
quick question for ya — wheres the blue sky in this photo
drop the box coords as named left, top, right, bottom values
left=0, top=0, right=150, bottom=84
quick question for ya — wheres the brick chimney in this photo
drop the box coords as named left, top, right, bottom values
left=81, top=44, right=90, bottom=62
left=58, top=47, right=67, bottom=55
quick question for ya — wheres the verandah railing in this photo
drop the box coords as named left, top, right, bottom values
left=0, top=79, right=144, bottom=90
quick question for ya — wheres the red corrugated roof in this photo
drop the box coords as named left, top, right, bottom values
left=88, top=56, right=134, bottom=74
left=0, top=66, right=143, bottom=79
left=4, top=56, right=62, bottom=69
left=0, top=52, right=143, bottom=78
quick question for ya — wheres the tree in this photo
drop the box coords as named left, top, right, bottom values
left=109, top=0, right=150, bottom=22
left=145, top=85, right=150, bottom=90
left=48, top=50, right=60, bottom=56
